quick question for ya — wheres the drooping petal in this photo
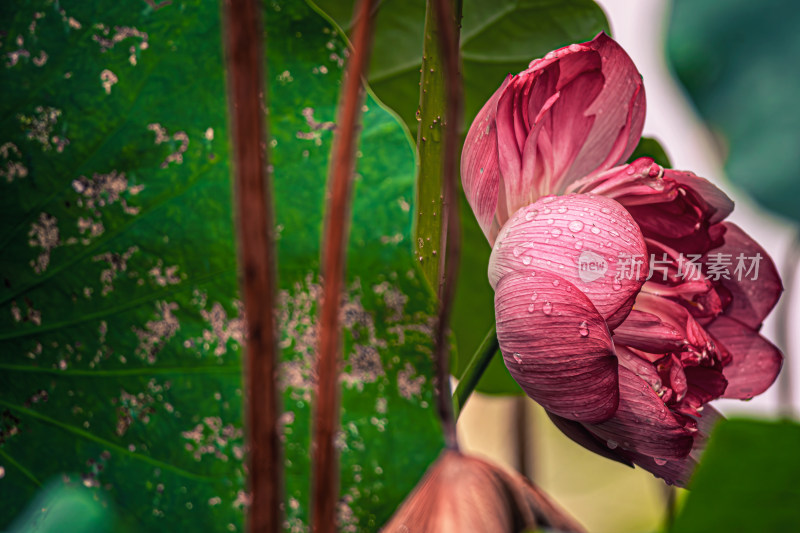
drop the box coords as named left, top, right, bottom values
left=495, top=269, right=619, bottom=423
left=489, top=194, right=647, bottom=329
left=461, top=75, right=512, bottom=243
left=582, top=367, right=694, bottom=459
left=707, top=316, right=783, bottom=400
left=547, top=411, right=633, bottom=467
left=702, top=222, right=783, bottom=329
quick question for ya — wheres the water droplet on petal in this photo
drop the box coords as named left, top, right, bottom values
left=609, top=230, right=620, bottom=237
left=527, top=304, right=535, bottom=313
left=607, top=439, right=618, bottom=449
left=529, top=271, right=536, bottom=277
left=568, top=220, right=584, bottom=233
left=525, top=209, right=538, bottom=221
left=600, top=207, right=611, bottom=214
left=513, top=246, right=522, bottom=257
left=574, top=240, right=584, bottom=250
left=551, top=228, right=562, bottom=238
left=512, top=352, right=523, bottom=364
left=522, top=255, right=532, bottom=265
left=654, top=458, right=667, bottom=466
left=542, top=301, right=553, bottom=315
left=590, top=226, right=601, bottom=235
left=626, top=166, right=636, bottom=175
left=552, top=279, right=559, bottom=287
left=579, top=321, right=589, bottom=337
left=546, top=218, right=555, bottom=225
left=612, top=279, right=622, bottom=291
left=557, top=206, right=567, bottom=214
left=530, top=292, right=538, bottom=301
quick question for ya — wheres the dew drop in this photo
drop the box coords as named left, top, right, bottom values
left=557, top=206, right=567, bottom=214
left=600, top=207, right=611, bottom=214
left=568, top=220, right=584, bottom=233
left=546, top=218, right=555, bottom=225
left=590, top=226, right=601, bottom=235
left=513, top=246, right=522, bottom=257
left=512, top=352, right=523, bottom=364
left=525, top=209, right=538, bottom=221
left=552, top=279, right=559, bottom=287
left=607, top=439, right=618, bottom=449
left=527, top=304, right=535, bottom=313
left=530, top=271, right=536, bottom=277
left=626, top=166, right=635, bottom=175
left=654, top=458, right=667, bottom=466
left=522, top=256, right=532, bottom=265
left=530, top=292, right=538, bottom=301
left=579, top=321, right=589, bottom=337
left=612, top=279, right=622, bottom=291
left=574, top=240, right=584, bottom=250
left=551, top=228, right=562, bottom=238
left=542, top=301, right=553, bottom=315
left=609, top=230, right=620, bottom=237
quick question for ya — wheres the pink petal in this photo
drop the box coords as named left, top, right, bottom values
left=495, top=269, right=619, bottom=423
left=667, top=170, right=734, bottom=224
left=564, top=33, right=646, bottom=185
left=583, top=367, right=694, bottom=459
left=489, top=194, right=647, bottom=329
left=703, top=222, right=782, bottom=329
left=707, top=316, right=783, bottom=400
left=613, top=310, right=686, bottom=353
left=624, top=450, right=696, bottom=488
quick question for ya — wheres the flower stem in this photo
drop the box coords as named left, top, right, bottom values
left=310, top=1, right=377, bottom=531
left=452, top=326, right=499, bottom=420
left=224, top=0, right=281, bottom=529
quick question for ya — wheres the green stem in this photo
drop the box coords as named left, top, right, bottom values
left=452, top=326, right=498, bottom=419
left=414, top=0, right=458, bottom=291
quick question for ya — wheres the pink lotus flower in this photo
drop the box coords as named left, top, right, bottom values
left=462, top=32, right=783, bottom=486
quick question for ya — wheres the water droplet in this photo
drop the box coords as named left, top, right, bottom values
left=542, top=207, right=551, bottom=215
left=522, top=255, right=532, bottom=265
left=552, top=279, right=559, bottom=287
left=542, top=196, right=556, bottom=204
left=609, top=230, right=620, bottom=237
left=600, top=207, right=611, bottom=214
left=590, top=226, right=601, bottom=235
left=654, top=458, right=667, bottom=466
left=574, top=240, right=584, bottom=250
left=579, top=321, right=589, bottom=337
left=547, top=218, right=555, bottom=225
left=542, top=301, right=553, bottom=315
left=568, top=220, right=584, bottom=233
left=551, top=228, right=562, bottom=238
left=626, top=166, right=635, bottom=175
left=415, top=108, right=422, bottom=122
left=525, top=209, right=538, bottom=221
left=612, top=279, right=622, bottom=291
left=513, top=246, right=522, bottom=257
left=606, top=439, right=618, bottom=449
left=512, top=352, right=523, bottom=364
left=527, top=304, right=535, bottom=313
left=530, top=292, right=538, bottom=301
left=530, top=271, right=536, bottom=277
left=557, top=206, right=567, bottom=214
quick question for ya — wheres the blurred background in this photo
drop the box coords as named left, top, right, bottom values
left=457, top=0, right=800, bottom=531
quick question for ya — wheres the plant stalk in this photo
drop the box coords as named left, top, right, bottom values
left=452, top=326, right=498, bottom=420
left=310, top=1, right=376, bottom=531
left=224, top=0, right=282, bottom=530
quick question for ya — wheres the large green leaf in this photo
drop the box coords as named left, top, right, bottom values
left=671, top=418, right=800, bottom=532
left=0, top=0, right=442, bottom=530
left=314, top=0, right=609, bottom=395
left=666, top=0, right=800, bottom=224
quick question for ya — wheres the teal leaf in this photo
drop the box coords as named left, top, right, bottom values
left=671, top=418, right=800, bottom=533
left=666, top=0, right=800, bottom=224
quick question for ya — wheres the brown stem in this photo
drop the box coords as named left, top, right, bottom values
left=431, top=0, right=463, bottom=450
left=223, top=0, right=282, bottom=531
left=310, top=1, right=377, bottom=531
